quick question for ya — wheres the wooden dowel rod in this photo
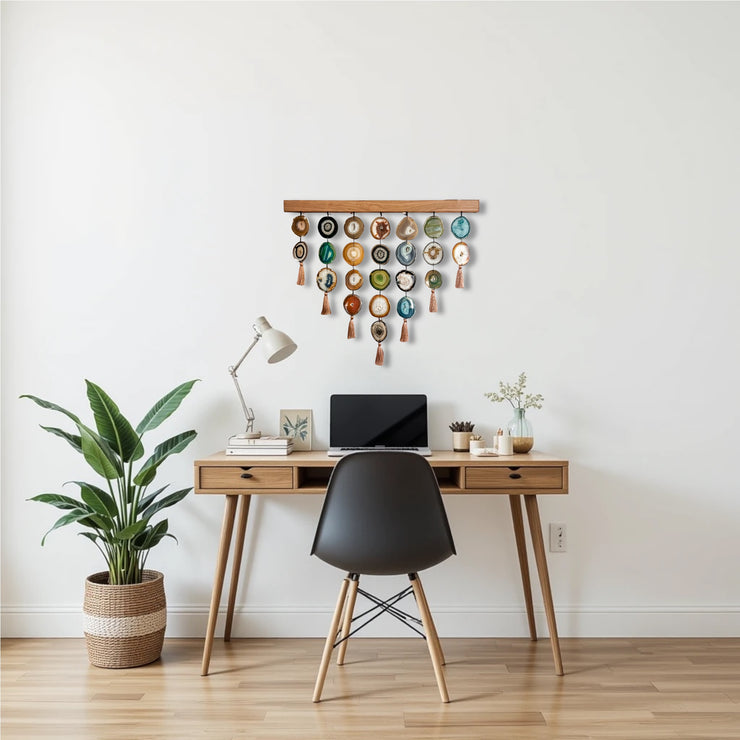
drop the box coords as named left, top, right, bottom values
left=283, top=199, right=479, bottom=213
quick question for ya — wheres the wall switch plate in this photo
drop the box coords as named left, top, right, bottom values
left=549, top=523, right=567, bottom=552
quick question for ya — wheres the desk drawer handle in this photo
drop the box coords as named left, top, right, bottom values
left=508, top=466, right=521, bottom=471
left=509, top=473, right=522, bottom=479
left=240, top=473, right=253, bottom=479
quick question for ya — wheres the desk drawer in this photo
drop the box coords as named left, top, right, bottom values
left=466, top=466, right=562, bottom=490
left=198, top=466, right=293, bottom=490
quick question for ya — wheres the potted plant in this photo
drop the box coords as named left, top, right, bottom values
left=21, top=379, right=198, bottom=668
left=449, top=421, right=475, bottom=451
left=484, top=372, right=543, bottom=453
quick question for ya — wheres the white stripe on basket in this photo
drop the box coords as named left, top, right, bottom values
left=83, top=608, right=167, bottom=638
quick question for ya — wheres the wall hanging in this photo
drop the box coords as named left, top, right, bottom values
left=285, top=200, right=480, bottom=366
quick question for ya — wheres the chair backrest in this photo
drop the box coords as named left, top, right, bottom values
left=311, top=451, right=456, bottom=576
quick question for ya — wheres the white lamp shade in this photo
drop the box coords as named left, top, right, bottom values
left=255, top=316, right=297, bottom=363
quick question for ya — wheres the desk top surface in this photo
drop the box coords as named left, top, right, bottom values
left=196, top=450, right=568, bottom=468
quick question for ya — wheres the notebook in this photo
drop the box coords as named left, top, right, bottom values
left=327, top=394, right=432, bottom=457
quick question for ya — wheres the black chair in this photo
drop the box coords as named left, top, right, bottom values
left=311, top=451, right=456, bottom=702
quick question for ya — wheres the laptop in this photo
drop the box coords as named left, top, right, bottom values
left=327, top=394, right=432, bottom=457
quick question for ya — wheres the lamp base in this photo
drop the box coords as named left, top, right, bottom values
left=234, top=432, right=262, bottom=439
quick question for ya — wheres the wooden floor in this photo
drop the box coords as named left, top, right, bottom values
left=2, top=637, right=740, bottom=739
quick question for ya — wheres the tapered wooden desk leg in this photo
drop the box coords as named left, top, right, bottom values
left=337, top=576, right=358, bottom=666
left=224, top=495, right=251, bottom=641
left=524, top=495, right=564, bottom=676
left=509, top=495, right=537, bottom=640
left=201, top=494, right=238, bottom=676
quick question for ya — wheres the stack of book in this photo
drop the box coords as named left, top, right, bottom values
left=225, top=435, right=294, bottom=456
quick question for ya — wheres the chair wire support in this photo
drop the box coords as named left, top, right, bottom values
left=332, top=583, right=426, bottom=648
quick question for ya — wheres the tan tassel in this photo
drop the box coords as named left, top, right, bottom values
left=375, top=343, right=384, bottom=366
left=296, top=262, right=305, bottom=286
left=400, top=319, right=409, bottom=342
left=347, top=316, right=356, bottom=339
left=429, top=289, right=438, bottom=313
left=321, top=292, right=331, bottom=315
left=455, top=266, right=464, bottom=288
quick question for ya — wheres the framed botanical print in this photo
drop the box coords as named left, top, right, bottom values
left=279, top=409, right=312, bottom=451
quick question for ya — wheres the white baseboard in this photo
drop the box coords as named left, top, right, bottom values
left=2, top=604, right=739, bottom=638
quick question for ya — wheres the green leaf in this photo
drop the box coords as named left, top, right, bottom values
left=140, top=487, right=191, bottom=519
left=29, top=493, right=82, bottom=511
left=79, top=426, right=122, bottom=479
left=19, top=395, right=81, bottom=425
left=39, top=426, right=82, bottom=453
left=41, top=508, right=95, bottom=545
left=66, top=481, right=118, bottom=518
left=132, top=520, right=175, bottom=551
left=137, top=485, right=169, bottom=512
left=85, top=381, right=144, bottom=462
left=79, top=487, right=117, bottom=527
left=135, top=380, right=199, bottom=435
left=115, top=520, right=148, bottom=541
left=133, top=430, right=196, bottom=486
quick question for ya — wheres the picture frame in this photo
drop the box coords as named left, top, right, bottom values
left=279, top=409, right=312, bottom=451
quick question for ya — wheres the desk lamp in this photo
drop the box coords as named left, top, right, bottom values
left=228, top=316, right=297, bottom=438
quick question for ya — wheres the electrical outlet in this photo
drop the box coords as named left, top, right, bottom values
left=549, top=523, right=567, bottom=552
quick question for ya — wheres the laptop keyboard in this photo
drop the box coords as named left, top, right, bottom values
left=340, top=447, right=419, bottom=451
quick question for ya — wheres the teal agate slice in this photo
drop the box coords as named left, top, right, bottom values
left=318, top=241, right=336, bottom=264
left=451, top=215, right=471, bottom=239
left=397, top=295, right=415, bottom=319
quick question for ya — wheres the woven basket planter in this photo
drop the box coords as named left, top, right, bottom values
left=83, top=570, right=166, bottom=669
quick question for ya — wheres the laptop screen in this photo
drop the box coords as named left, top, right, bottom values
left=329, top=394, right=428, bottom=448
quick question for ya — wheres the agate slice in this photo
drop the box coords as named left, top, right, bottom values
left=370, top=216, right=391, bottom=240
left=369, top=268, right=391, bottom=291
left=397, top=295, right=415, bottom=319
left=396, top=215, right=419, bottom=240
left=342, top=242, right=364, bottom=266
left=425, top=269, right=443, bottom=290
left=292, top=241, right=308, bottom=262
left=395, top=241, right=416, bottom=266
left=291, top=215, right=309, bottom=236
left=318, top=216, right=338, bottom=238
left=371, top=320, right=388, bottom=342
left=423, top=215, right=444, bottom=239
left=345, top=269, right=364, bottom=291
left=343, top=294, right=361, bottom=315
left=318, top=241, right=336, bottom=264
left=423, top=241, right=443, bottom=265
left=371, top=244, right=390, bottom=264
left=452, top=241, right=470, bottom=266
left=316, top=267, right=337, bottom=292
left=450, top=215, right=471, bottom=239
left=395, top=270, right=416, bottom=292
left=369, top=294, right=390, bottom=318
left=344, top=215, right=365, bottom=239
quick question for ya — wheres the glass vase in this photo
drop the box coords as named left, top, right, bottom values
left=507, top=408, right=534, bottom=453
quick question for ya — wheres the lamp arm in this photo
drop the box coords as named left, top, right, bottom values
left=228, top=334, right=261, bottom=432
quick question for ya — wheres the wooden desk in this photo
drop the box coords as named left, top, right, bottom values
left=194, top=450, right=569, bottom=676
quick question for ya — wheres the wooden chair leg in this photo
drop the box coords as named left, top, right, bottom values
left=313, top=578, right=350, bottom=703
left=410, top=574, right=449, bottom=703
left=413, top=575, right=446, bottom=665
left=337, top=576, right=359, bottom=666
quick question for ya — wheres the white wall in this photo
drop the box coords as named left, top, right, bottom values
left=3, top=1, right=740, bottom=638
